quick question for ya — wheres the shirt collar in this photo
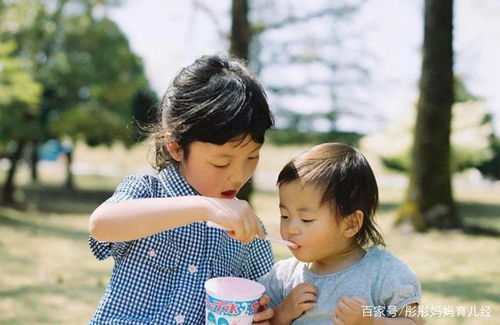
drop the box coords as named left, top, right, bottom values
left=158, top=164, right=199, bottom=197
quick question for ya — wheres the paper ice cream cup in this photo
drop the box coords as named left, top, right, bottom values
left=205, top=277, right=265, bottom=325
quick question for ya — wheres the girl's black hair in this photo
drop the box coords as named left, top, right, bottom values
left=152, top=55, right=274, bottom=169
left=277, top=143, right=385, bottom=248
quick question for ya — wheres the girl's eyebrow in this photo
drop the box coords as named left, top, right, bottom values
left=214, top=145, right=262, bottom=158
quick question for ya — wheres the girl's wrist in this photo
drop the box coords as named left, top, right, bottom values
left=193, top=196, right=210, bottom=222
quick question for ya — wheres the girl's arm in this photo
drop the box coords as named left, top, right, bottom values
left=89, top=196, right=265, bottom=243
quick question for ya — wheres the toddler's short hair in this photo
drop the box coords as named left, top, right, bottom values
left=277, top=143, right=385, bottom=247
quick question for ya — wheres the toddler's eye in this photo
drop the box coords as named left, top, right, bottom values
left=249, top=156, right=260, bottom=160
left=280, top=215, right=289, bottom=220
left=213, top=163, right=230, bottom=169
left=301, top=219, right=315, bottom=223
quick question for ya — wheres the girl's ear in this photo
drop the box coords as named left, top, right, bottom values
left=343, top=210, right=364, bottom=238
left=165, top=134, right=184, bottom=162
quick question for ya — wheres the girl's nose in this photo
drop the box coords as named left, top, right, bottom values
left=229, top=165, right=246, bottom=185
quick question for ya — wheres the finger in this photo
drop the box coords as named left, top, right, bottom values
left=296, top=282, right=318, bottom=294
left=336, top=299, right=355, bottom=317
left=339, top=297, right=359, bottom=311
left=298, top=293, right=317, bottom=304
left=351, top=296, right=368, bottom=307
left=252, top=212, right=266, bottom=240
left=342, top=296, right=365, bottom=313
left=241, top=209, right=254, bottom=243
left=252, top=306, right=273, bottom=322
left=333, top=313, right=344, bottom=325
left=300, top=302, right=316, bottom=312
left=258, top=295, right=271, bottom=307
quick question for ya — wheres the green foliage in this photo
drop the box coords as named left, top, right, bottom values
left=362, top=101, right=495, bottom=174
left=477, top=136, right=500, bottom=180
left=267, top=129, right=362, bottom=146
left=0, top=0, right=150, bottom=148
left=0, top=40, right=42, bottom=149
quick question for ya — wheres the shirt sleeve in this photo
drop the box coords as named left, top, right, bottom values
left=378, top=260, right=422, bottom=316
left=257, top=262, right=285, bottom=308
left=89, top=174, right=154, bottom=261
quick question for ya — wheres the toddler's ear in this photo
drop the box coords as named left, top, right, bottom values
left=164, top=134, right=184, bottom=162
left=343, top=210, right=364, bottom=238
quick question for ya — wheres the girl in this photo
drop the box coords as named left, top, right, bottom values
left=258, top=143, right=422, bottom=325
left=89, top=55, right=275, bottom=324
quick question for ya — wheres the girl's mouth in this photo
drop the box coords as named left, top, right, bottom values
left=221, top=190, right=237, bottom=199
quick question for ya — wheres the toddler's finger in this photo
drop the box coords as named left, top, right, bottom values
left=300, top=301, right=316, bottom=312
left=258, top=294, right=271, bottom=307
left=299, top=293, right=317, bottom=304
left=351, top=296, right=368, bottom=306
left=299, top=283, right=318, bottom=294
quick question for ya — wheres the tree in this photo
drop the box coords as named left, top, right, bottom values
left=398, top=0, right=460, bottom=230
left=228, top=0, right=255, bottom=201
left=222, top=0, right=365, bottom=201
left=1, top=0, right=149, bottom=200
left=0, top=41, right=42, bottom=203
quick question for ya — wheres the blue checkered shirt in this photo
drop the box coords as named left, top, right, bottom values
left=89, top=165, right=274, bottom=324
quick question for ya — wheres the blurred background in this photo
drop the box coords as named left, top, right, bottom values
left=0, top=0, right=499, bottom=324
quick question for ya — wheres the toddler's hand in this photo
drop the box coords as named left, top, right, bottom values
left=333, top=296, right=372, bottom=325
left=252, top=295, right=273, bottom=324
left=202, top=197, right=265, bottom=244
left=276, top=283, right=317, bottom=322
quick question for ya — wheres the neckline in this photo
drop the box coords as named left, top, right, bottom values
left=303, top=246, right=378, bottom=277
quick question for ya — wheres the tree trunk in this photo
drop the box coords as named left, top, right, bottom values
left=64, top=150, right=74, bottom=191
left=398, top=0, right=461, bottom=230
left=30, top=141, right=39, bottom=182
left=2, top=140, right=26, bottom=204
left=230, top=0, right=251, bottom=61
left=230, top=0, right=254, bottom=202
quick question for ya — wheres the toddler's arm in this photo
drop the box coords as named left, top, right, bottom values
left=89, top=196, right=265, bottom=243
left=270, top=283, right=317, bottom=325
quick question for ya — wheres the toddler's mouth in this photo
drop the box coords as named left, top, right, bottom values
left=288, top=240, right=301, bottom=251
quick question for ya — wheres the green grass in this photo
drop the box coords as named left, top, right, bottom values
left=0, top=143, right=499, bottom=324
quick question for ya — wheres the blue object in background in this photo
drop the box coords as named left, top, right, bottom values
left=39, top=139, right=72, bottom=161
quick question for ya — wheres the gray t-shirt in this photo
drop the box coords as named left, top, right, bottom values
left=258, top=247, right=421, bottom=324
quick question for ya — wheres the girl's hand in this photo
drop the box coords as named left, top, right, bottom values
left=252, top=295, right=273, bottom=324
left=333, top=296, right=372, bottom=325
left=201, top=197, right=265, bottom=244
left=275, top=283, right=317, bottom=323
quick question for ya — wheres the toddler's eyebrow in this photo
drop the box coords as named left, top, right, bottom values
left=279, top=204, right=316, bottom=213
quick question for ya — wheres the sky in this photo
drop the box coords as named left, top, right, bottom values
left=108, top=0, right=500, bottom=134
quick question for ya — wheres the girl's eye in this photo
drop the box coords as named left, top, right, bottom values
left=301, top=219, right=315, bottom=223
left=213, top=163, right=230, bottom=169
left=249, top=156, right=259, bottom=160
left=280, top=215, right=289, bottom=220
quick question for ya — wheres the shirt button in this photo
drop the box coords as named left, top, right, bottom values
left=148, top=250, right=157, bottom=258
left=174, top=314, right=185, bottom=324
left=188, top=265, right=198, bottom=274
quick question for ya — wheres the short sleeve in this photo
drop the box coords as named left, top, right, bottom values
left=378, top=261, right=422, bottom=316
left=89, top=174, right=155, bottom=260
left=257, top=263, right=284, bottom=308
left=104, top=174, right=155, bottom=203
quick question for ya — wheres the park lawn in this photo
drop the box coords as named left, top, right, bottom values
left=1, top=142, right=499, bottom=324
